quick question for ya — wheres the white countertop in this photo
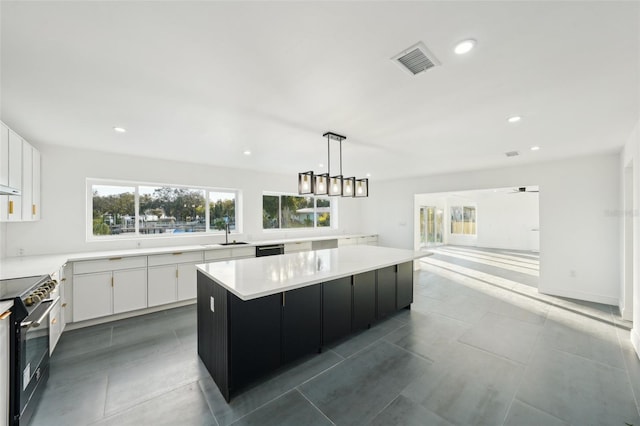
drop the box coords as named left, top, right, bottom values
left=0, top=300, right=13, bottom=314
left=0, top=234, right=376, bottom=280
left=197, top=245, right=430, bottom=301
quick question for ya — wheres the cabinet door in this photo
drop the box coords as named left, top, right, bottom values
left=32, top=149, right=40, bottom=220
left=7, top=130, right=22, bottom=221
left=148, top=265, right=177, bottom=307
left=322, top=276, right=352, bottom=345
left=73, top=272, right=112, bottom=322
left=396, top=262, right=413, bottom=309
left=282, top=285, right=321, bottom=364
left=49, top=301, right=62, bottom=354
left=113, top=268, right=147, bottom=314
left=353, top=271, right=376, bottom=331
left=229, top=292, right=281, bottom=392
left=377, top=266, right=396, bottom=320
left=21, top=142, right=33, bottom=221
left=177, top=263, right=198, bottom=301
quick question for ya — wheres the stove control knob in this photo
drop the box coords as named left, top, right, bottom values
left=25, top=297, right=33, bottom=306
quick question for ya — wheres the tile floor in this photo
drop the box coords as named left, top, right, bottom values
left=30, top=246, right=640, bottom=426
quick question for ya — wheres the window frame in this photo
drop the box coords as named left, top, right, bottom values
left=87, top=178, right=242, bottom=241
left=450, top=205, right=477, bottom=236
left=261, top=191, right=336, bottom=231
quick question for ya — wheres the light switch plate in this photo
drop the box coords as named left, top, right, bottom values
left=210, top=296, right=215, bottom=313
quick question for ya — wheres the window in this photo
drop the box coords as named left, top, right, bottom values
left=89, top=180, right=238, bottom=238
left=262, top=193, right=334, bottom=229
left=450, top=205, right=476, bottom=235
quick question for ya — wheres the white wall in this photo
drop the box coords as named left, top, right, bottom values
left=621, top=119, right=640, bottom=358
left=0, top=223, right=6, bottom=258
left=4, top=144, right=364, bottom=256
left=363, top=153, right=620, bottom=306
left=475, top=192, right=539, bottom=251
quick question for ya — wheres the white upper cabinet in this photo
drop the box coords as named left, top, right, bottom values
left=0, top=121, right=41, bottom=222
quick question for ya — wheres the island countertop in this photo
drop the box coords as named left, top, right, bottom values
left=196, top=245, right=430, bottom=301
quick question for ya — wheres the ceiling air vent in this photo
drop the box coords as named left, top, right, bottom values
left=505, top=151, right=520, bottom=157
left=391, top=41, right=441, bottom=76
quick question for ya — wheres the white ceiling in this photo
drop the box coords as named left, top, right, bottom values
left=1, top=1, right=638, bottom=181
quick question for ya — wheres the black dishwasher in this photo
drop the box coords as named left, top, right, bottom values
left=255, top=244, right=285, bottom=257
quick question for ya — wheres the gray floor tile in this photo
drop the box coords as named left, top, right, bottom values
left=383, top=310, right=470, bottom=363
left=299, top=340, right=431, bottom=426
left=368, top=394, right=453, bottom=426
left=91, top=382, right=215, bottom=426
left=402, top=341, right=524, bottom=425
left=51, top=326, right=112, bottom=361
left=516, top=348, right=640, bottom=425
left=200, top=350, right=343, bottom=426
left=489, top=294, right=549, bottom=325
left=30, top=375, right=108, bottom=426
left=538, top=307, right=626, bottom=369
left=104, top=349, right=208, bottom=415
left=229, top=390, right=332, bottom=426
left=503, top=400, right=569, bottom=426
left=458, top=311, right=542, bottom=364
left=329, top=316, right=404, bottom=358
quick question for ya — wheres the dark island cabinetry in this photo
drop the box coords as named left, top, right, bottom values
left=322, top=276, right=352, bottom=345
left=352, top=270, right=376, bottom=331
left=197, top=260, right=415, bottom=401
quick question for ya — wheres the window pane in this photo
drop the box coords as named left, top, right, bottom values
left=450, top=206, right=463, bottom=234
left=281, top=195, right=314, bottom=228
left=209, top=191, right=236, bottom=231
left=92, top=185, right=135, bottom=236
left=316, top=198, right=331, bottom=227
left=263, top=195, right=280, bottom=229
left=139, top=186, right=206, bottom=235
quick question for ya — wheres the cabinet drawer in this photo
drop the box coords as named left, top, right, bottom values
left=73, top=256, right=147, bottom=274
left=231, top=246, right=255, bottom=258
left=338, top=237, right=357, bottom=247
left=204, top=249, right=232, bottom=261
left=284, top=241, right=312, bottom=253
left=49, top=301, right=62, bottom=354
left=148, top=251, right=203, bottom=266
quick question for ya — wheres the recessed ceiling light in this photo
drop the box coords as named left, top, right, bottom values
left=507, top=116, right=522, bottom=123
left=243, top=150, right=251, bottom=156
left=318, top=163, right=324, bottom=168
left=530, top=146, right=540, bottom=151
left=113, top=127, right=126, bottom=133
left=454, top=39, right=476, bottom=55
left=366, top=173, right=371, bottom=177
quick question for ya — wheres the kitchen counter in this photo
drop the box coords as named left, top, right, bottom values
left=197, top=245, right=427, bottom=301
left=0, top=234, right=376, bottom=280
left=0, top=300, right=13, bottom=314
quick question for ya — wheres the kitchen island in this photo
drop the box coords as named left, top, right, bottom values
left=196, top=245, right=428, bottom=401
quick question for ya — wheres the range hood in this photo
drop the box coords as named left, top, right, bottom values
left=0, top=184, right=21, bottom=196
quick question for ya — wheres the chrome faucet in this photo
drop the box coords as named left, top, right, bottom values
left=225, top=222, right=230, bottom=245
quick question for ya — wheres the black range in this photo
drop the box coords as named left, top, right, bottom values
left=0, top=274, right=59, bottom=426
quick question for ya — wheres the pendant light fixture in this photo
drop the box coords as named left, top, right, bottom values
left=297, top=132, right=368, bottom=198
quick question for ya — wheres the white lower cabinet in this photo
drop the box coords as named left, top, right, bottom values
left=113, top=269, right=147, bottom=314
left=73, top=272, right=112, bottom=322
left=49, top=299, right=62, bottom=354
left=73, top=268, right=147, bottom=322
left=148, top=265, right=178, bottom=307
left=177, top=263, right=198, bottom=300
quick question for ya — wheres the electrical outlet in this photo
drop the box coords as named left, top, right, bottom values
left=210, top=296, right=215, bottom=313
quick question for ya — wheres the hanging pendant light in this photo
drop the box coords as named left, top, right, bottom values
left=298, top=132, right=368, bottom=198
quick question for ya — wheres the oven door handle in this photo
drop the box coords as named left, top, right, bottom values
left=21, top=296, right=60, bottom=328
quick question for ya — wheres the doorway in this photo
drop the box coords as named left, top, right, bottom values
left=420, top=206, right=444, bottom=248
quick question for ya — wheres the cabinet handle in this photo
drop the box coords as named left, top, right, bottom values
left=32, top=204, right=37, bottom=215
left=108, top=257, right=122, bottom=261
left=176, top=269, right=179, bottom=278
left=0, top=311, right=11, bottom=320
left=51, top=318, right=57, bottom=325
left=61, top=278, right=66, bottom=282
left=111, top=277, right=114, bottom=287
left=282, top=292, right=286, bottom=307
left=172, top=252, right=183, bottom=256
left=62, top=303, right=67, bottom=308
left=8, top=200, right=13, bottom=214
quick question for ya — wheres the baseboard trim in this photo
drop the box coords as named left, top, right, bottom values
left=632, top=328, right=640, bottom=360
left=538, top=286, right=618, bottom=306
